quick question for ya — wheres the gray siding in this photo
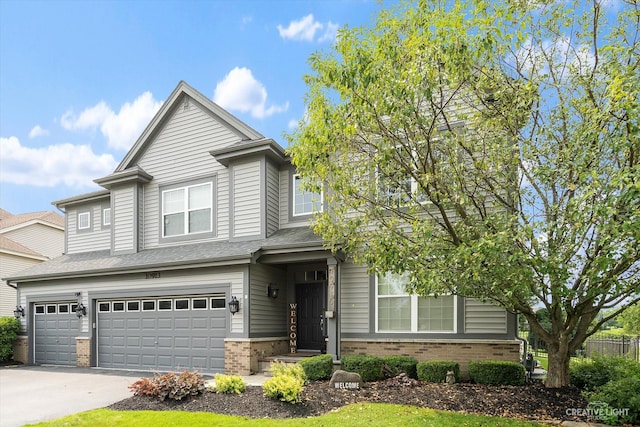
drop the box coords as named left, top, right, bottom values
left=0, top=254, right=40, bottom=316
left=139, top=97, right=240, bottom=248
left=340, top=260, right=370, bottom=334
left=265, top=161, right=279, bottom=237
left=232, top=161, right=261, bottom=238
left=66, top=204, right=111, bottom=254
left=3, top=224, right=63, bottom=259
left=249, top=264, right=287, bottom=335
left=113, top=186, right=135, bottom=253
left=464, top=298, right=508, bottom=334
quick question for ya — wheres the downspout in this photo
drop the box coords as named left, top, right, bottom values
left=514, top=311, right=527, bottom=363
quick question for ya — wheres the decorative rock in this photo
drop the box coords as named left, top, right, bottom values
left=445, top=370, right=456, bottom=385
left=329, top=369, right=363, bottom=390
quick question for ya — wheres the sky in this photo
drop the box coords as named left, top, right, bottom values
left=0, top=0, right=387, bottom=215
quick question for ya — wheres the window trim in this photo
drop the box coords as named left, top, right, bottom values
left=292, top=174, right=324, bottom=217
left=375, top=273, right=457, bottom=333
left=102, top=206, right=112, bottom=228
left=77, top=211, right=91, bottom=231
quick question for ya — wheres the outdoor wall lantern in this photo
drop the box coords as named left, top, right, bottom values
left=13, top=305, right=25, bottom=318
left=75, top=303, right=87, bottom=318
left=228, top=296, right=240, bottom=315
left=267, top=283, right=279, bottom=299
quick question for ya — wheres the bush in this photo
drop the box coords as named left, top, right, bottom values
left=129, top=371, right=206, bottom=401
left=340, top=355, right=384, bottom=382
left=468, top=360, right=525, bottom=385
left=213, top=373, right=246, bottom=394
left=417, top=360, right=460, bottom=383
left=382, top=356, right=418, bottom=379
left=299, top=354, right=334, bottom=381
left=570, top=355, right=640, bottom=391
left=587, top=376, right=640, bottom=425
left=262, top=361, right=305, bottom=404
left=0, top=317, right=20, bottom=362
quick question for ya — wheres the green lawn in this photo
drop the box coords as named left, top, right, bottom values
left=27, top=404, right=552, bottom=427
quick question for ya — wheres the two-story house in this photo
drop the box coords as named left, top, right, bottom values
left=6, top=81, right=519, bottom=376
left=1, top=209, right=64, bottom=317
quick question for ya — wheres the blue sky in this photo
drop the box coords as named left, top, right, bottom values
left=0, top=0, right=385, bottom=215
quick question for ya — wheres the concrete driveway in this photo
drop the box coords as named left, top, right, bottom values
left=0, top=365, right=145, bottom=427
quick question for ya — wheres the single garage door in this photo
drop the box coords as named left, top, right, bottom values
left=34, top=302, right=79, bottom=365
left=97, top=294, right=227, bottom=373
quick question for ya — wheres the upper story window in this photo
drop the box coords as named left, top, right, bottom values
left=377, top=144, right=430, bottom=207
left=162, top=182, right=212, bottom=237
left=102, top=207, right=111, bottom=226
left=77, top=211, right=90, bottom=230
left=376, top=272, right=455, bottom=333
left=293, top=174, right=323, bottom=216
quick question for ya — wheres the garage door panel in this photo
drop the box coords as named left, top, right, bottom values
left=174, top=318, right=190, bottom=329
left=174, top=337, right=189, bottom=348
left=157, top=336, right=172, bottom=347
left=34, top=302, right=77, bottom=365
left=142, top=318, right=156, bottom=328
left=157, top=318, right=172, bottom=329
left=192, top=318, right=208, bottom=329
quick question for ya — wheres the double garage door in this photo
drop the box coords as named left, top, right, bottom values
left=97, top=294, right=227, bottom=373
left=34, top=294, right=227, bottom=373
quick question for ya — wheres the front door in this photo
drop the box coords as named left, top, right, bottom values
left=296, top=282, right=325, bottom=351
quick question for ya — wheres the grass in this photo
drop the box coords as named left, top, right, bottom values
left=26, top=404, right=553, bottom=427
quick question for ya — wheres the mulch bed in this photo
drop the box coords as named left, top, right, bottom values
left=108, top=376, right=595, bottom=423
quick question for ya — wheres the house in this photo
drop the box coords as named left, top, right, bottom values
left=5, top=81, right=519, bottom=376
left=0, top=209, right=64, bottom=317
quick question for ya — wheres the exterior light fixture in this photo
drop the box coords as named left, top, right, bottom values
left=267, top=283, right=279, bottom=299
left=13, top=305, right=25, bottom=318
left=75, top=303, right=87, bottom=318
left=228, top=296, right=240, bottom=315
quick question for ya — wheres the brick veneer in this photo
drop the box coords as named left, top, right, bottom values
left=12, top=335, right=28, bottom=364
left=225, top=338, right=289, bottom=375
left=341, top=339, right=521, bottom=378
left=76, top=337, right=91, bottom=367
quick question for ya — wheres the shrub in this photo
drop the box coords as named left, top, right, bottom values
left=587, top=376, right=640, bottom=425
left=341, top=354, right=384, bottom=382
left=262, top=362, right=305, bottom=404
left=0, top=317, right=20, bottom=362
left=382, top=355, right=418, bottom=379
left=468, top=360, right=525, bottom=385
left=213, top=373, right=246, bottom=394
left=299, top=354, right=334, bottom=381
left=570, top=355, right=640, bottom=391
left=129, top=370, right=206, bottom=401
left=417, top=360, right=460, bottom=383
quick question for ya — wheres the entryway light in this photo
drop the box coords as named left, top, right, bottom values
left=228, top=296, right=240, bottom=315
left=267, top=283, right=279, bottom=299
left=13, top=305, right=25, bottom=318
left=75, top=303, right=87, bottom=318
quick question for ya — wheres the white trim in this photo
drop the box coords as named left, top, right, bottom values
left=292, top=174, right=323, bottom=216
left=161, top=182, right=213, bottom=237
left=77, top=212, right=90, bottom=230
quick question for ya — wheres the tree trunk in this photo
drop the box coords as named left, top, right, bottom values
left=545, top=344, right=571, bottom=388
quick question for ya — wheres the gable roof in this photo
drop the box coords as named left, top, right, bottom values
left=116, top=81, right=265, bottom=171
left=0, top=209, right=64, bottom=232
left=0, top=234, right=47, bottom=259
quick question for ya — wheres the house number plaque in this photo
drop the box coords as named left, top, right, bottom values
left=145, top=272, right=161, bottom=279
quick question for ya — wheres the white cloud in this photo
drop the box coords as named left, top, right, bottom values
left=60, top=92, right=162, bottom=150
left=214, top=67, right=288, bottom=119
left=277, top=14, right=338, bottom=42
left=28, top=125, right=49, bottom=138
left=515, top=37, right=595, bottom=78
left=288, top=119, right=299, bottom=130
left=0, top=136, right=117, bottom=188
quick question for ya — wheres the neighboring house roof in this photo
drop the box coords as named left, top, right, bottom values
left=5, top=227, right=325, bottom=282
left=0, top=209, right=64, bottom=231
left=0, top=235, right=47, bottom=260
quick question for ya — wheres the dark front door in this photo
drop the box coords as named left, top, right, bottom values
left=296, top=282, right=325, bottom=351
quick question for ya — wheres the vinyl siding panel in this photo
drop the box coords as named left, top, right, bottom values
left=0, top=254, right=40, bottom=316
left=340, top=260, right=370, bottom=334
left=3, top=224, right=64, bottom=259
left=232, top=161, right=261, bottom=238
left=249, top=264, right=287, bottom=335
left=464, top=298, right=508, bottom=334
left=113, top=186, right=135, bottom=253
left=266, top=162, right=279, bottom=237
left=66, top=205, right=111, bottom=254
left=139, top=98, right=240, bottom=248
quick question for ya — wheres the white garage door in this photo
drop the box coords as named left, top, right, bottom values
left=97, top=294, right=227, bottom=373
left=34, top=302, right=79, bottom=365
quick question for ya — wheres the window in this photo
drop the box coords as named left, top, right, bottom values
left=377, top=272, right=455, bottom=333
left=142, top=300, right=156, bottom=311
left=126, top=301, right=140, bottom=312
left=211, top=297, right=226, bottom=309
left=293, top=174, right=322, bottom=216
left=35, top=305, right=45, bottom=314
left=112, top=302, right=125, bottom=312
left=376, top=143, right=431, bottom=206
left=58, top=304, right=69, bottom=313
left=162, top=183, right=212, bottom=237
left=98, top=302, right=110, bottom=312
left=192, top=298, right=207, bottom=310
left=78, top=212, right=90, bottom=230
left=47, top=305, right=57, bottom=314
left=158, top=300, right=172, bottom=311
left=175, top=299, right=189, bottom=310
left=103, top=207, right=111, bottom=226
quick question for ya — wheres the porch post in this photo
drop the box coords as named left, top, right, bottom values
left=326, top=257, right=338, bottom=358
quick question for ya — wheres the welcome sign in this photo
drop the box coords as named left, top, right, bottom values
left=289, top=303, right=297, bottom=353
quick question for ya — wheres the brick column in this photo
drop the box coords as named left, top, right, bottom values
left=12, top=335, right=28, bottom=364
left=76, top=337, right=91, bottom=367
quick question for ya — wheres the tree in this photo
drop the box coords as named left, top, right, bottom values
left=618, top=302, right=640, bottom=335
left=287, top=0, right=639, bottom=388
